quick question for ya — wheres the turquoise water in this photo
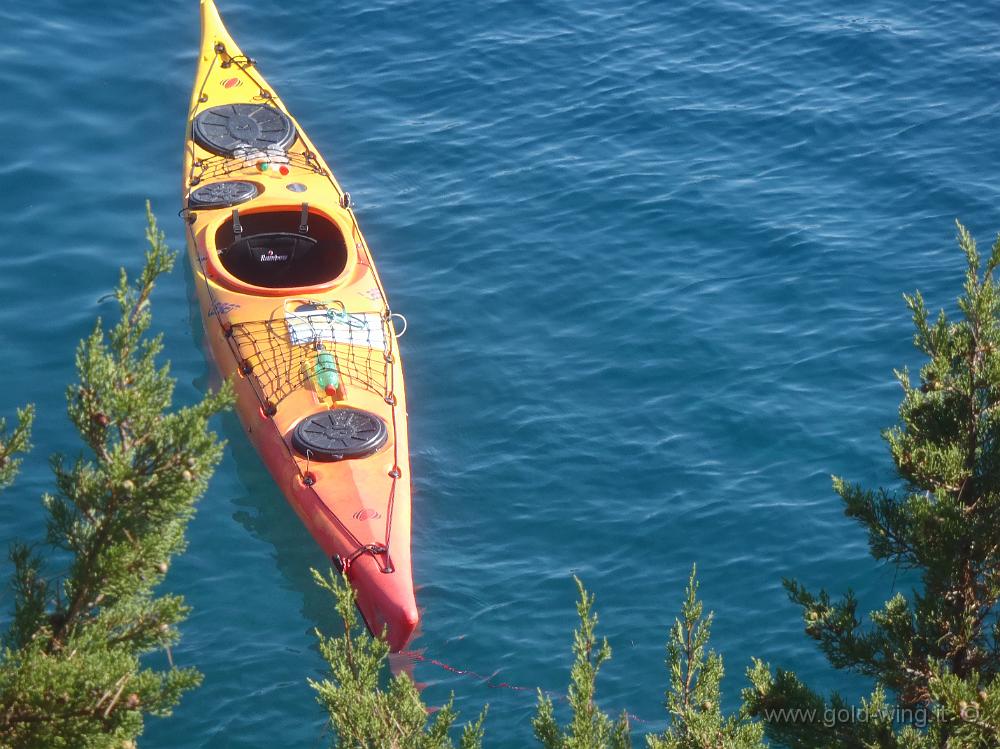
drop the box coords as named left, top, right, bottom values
left=2, top=0, right=1000, bottom=745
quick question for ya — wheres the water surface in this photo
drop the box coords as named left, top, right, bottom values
left=2, top=0, right=999, bottom=745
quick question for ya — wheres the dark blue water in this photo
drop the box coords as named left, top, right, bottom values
left=2, top=0, right=999, bottom=745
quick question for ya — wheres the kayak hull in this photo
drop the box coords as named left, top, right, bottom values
left=183, top=0, right=418, bottom=650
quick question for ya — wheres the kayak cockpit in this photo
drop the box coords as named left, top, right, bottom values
left=213, top=207, right=349, bottom=289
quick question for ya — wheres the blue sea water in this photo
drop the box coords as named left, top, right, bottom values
left=2, top=0, right=1000, bottom=745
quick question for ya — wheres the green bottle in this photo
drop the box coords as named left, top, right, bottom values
left=314, top=347, right=341, bottom=396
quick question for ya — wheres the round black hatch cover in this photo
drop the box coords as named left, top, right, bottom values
left=192, top=104, right=296, bottom=157
left=188, top=180, right=260, bottom=209
left=292, top=408, right=388, bottom=461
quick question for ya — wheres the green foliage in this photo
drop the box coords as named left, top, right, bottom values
left=0, top=204, right=233, bottom=748
left=747, top=223, right=1000, bottom=747
left=923, top=661, right=1000, bottom=747
left=314, top=569, right=765, bottom=749
left=310, top=568, right=486, bottom=749
left=743, top=661, right=905, bottom=748
left=0, top=406, right=33, bottom=493
left=533, top=577, right=631, bottom=749
left=649, top=567, right=764, bottom=749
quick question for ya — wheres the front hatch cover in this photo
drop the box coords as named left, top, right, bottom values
left=192, top=103, right=296, bottom=157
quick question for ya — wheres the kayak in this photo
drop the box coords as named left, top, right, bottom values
left=182, top=0, right=418, bottom=650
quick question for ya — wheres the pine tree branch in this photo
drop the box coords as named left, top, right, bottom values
left=0, top=405, right=34, bottom=492
left=0, top=206, right=229, bottom=747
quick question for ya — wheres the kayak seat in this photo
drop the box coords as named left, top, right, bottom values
left=215, top=208, right=348, bottom=289
left=223, top=232, right=318, bottom=285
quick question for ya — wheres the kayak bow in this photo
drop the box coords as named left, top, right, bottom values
left=183, top=0, right=418, bottom=650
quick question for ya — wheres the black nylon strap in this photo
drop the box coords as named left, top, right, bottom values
left=299, top=202, right=309, bottom=234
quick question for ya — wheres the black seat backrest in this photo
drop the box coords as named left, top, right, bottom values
left=228, top=232, right=317, bottom=267
left=221, top=232, right=319, bottom=286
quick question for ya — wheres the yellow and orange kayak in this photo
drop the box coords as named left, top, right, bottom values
left=182, top=0, right=418, bottom=650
